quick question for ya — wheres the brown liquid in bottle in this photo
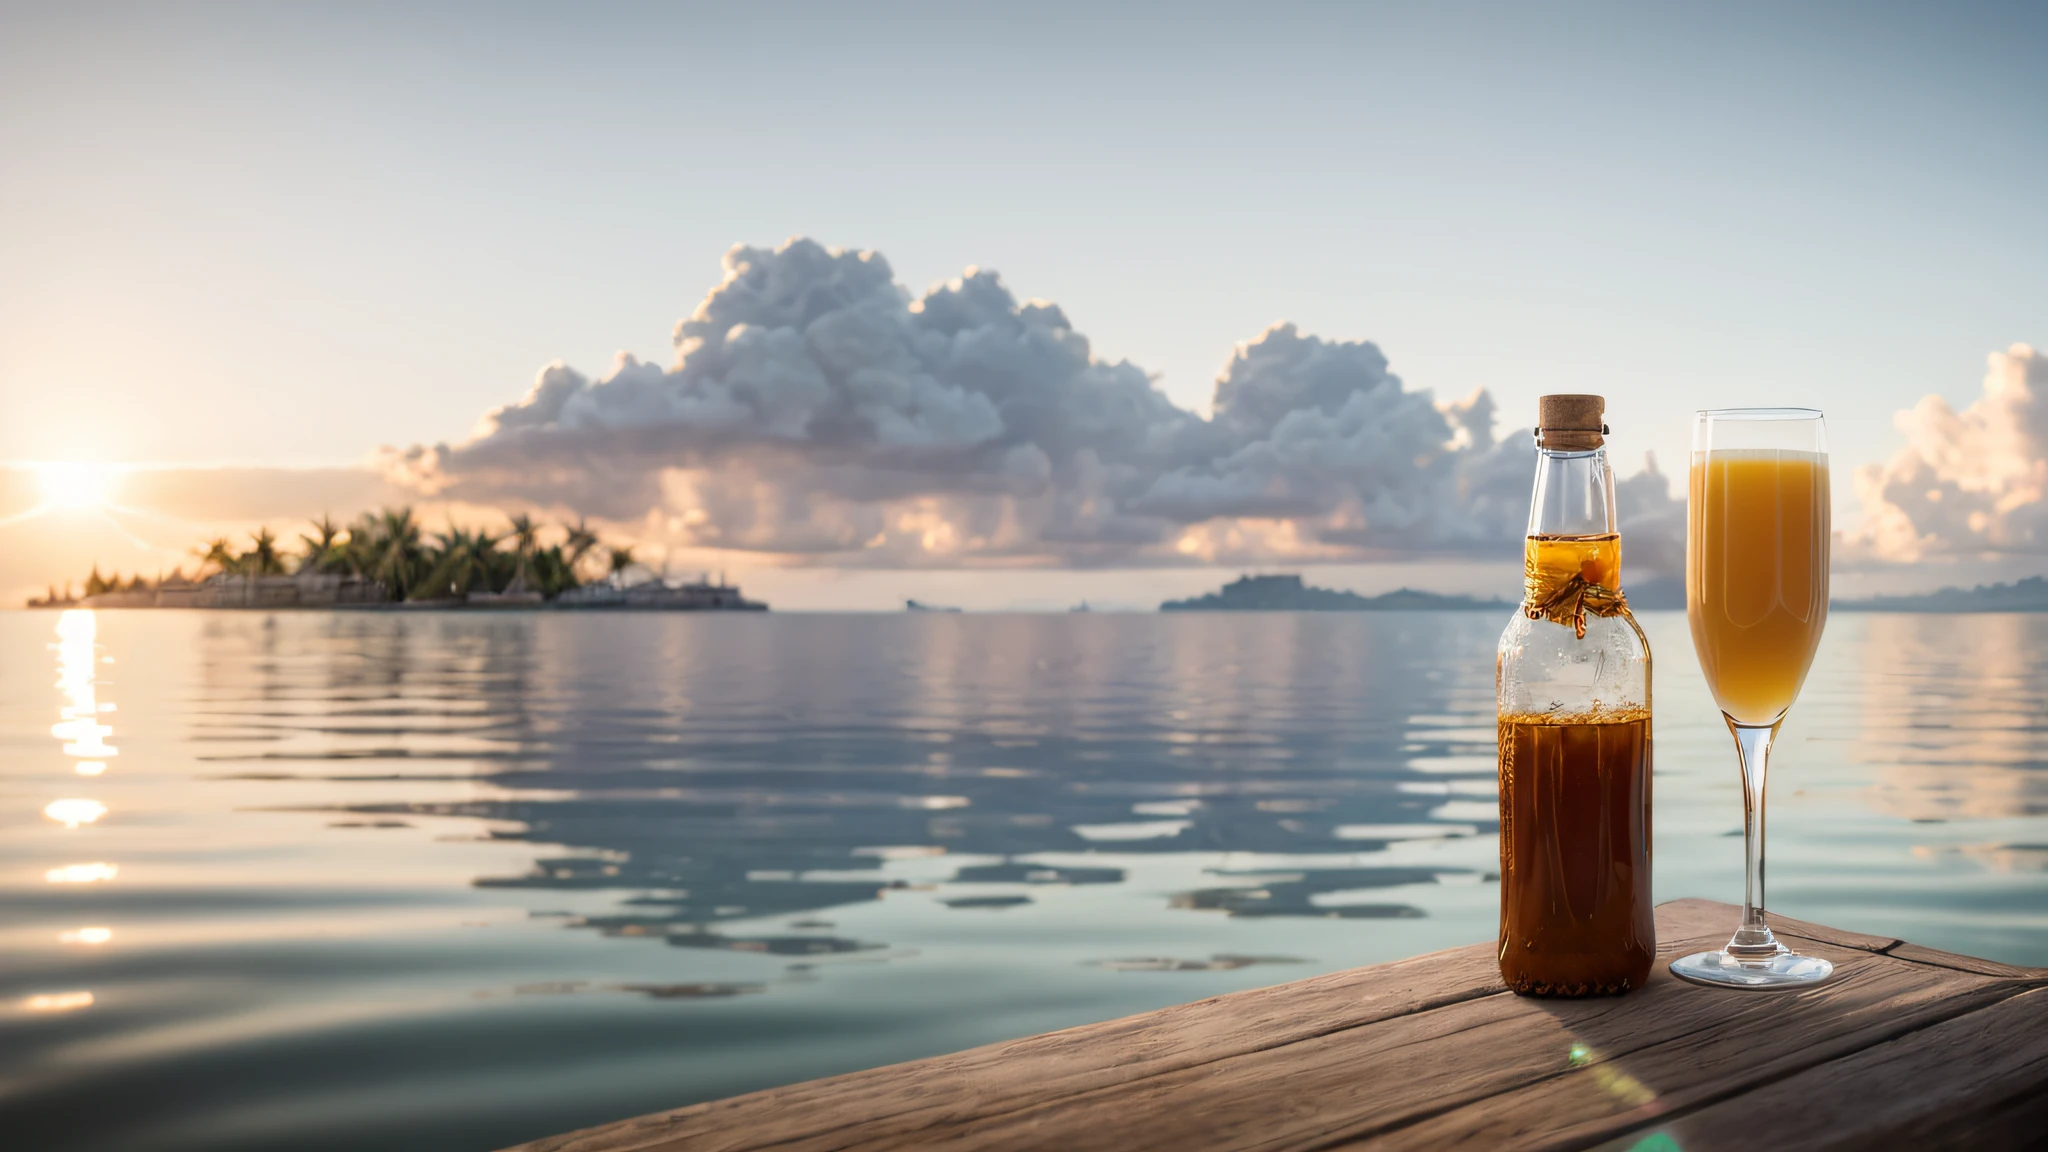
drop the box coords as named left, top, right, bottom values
left=1497, top=710, right=1654, bottom=995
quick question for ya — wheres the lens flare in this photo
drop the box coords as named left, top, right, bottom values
left=36, top=462, right=118, bottom=510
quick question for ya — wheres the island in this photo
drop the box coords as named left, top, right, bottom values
left=1833, top=576, right=2048, bottom=613
left=23, top=506, right=768, bottom=612
left=1160, top=574, right=1511, bottom=612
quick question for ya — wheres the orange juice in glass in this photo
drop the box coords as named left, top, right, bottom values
left=1687, top=449, right=1829, bottom=725
left=1672, top=409, right=1836, bottom=991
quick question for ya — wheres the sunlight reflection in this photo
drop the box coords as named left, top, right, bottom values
left=51, top=610, right=118, bottom=762
left=45, top=863, right=119, bottom=884
left=59, top=927, right=114, bottom=945
left=44, top=798, right=108, bottom=828
left=23, top=991, right=95, bottom=1013
left=1914, top=842, right=2048, bottom=873
left=75, top=760, right=107, bottom=776
left=59, top=731, right=118, bottom=758
left=1071, top=820, right=1191, bottom=841
left=54, top=608, right=96, bottom=643
left=1855, top=618, right=2048, bottom=821
left=1333, top=823, right=1479, bottom=840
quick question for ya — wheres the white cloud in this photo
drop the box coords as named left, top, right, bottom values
left=1854, top=344, right=2048, bottom=561
left=386, top=237, right=1682, bottom=571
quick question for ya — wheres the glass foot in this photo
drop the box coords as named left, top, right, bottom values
left=1670, top=948, right=1834, bottom=990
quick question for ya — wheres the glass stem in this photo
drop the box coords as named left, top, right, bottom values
left=1725, top=718, right=1784, bottom=958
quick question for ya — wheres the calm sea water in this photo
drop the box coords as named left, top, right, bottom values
left=1, top=609, right=2044, bottom=1151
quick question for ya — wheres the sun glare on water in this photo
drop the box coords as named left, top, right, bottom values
left=36, top=462, right=119, bottom=511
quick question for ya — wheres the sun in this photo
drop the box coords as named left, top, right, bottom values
left=37, top=462, right=119, bottom=511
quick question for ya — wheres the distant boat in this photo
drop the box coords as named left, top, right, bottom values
left=905, top=600, right=962, bottom=613
left=1070, top=601, right=1091, bottom=613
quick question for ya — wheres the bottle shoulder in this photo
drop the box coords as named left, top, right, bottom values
left=1498, top=608, right=1651, bottom=716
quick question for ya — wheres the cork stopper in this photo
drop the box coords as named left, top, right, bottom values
left=1537, top=394, right=1606, bottom=451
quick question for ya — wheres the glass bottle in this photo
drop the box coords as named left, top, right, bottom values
left=1495, top=394, right=1655, bottom=995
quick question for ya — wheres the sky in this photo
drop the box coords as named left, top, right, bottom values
left=1, top=1, right=2044, bottom=607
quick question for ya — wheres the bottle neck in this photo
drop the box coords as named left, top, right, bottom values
left=1524, top=445, right=1622, bottom=601
left=1527, top=445, right=1617, bottom=538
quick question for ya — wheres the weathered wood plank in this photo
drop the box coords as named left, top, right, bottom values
left=836, top=945, right=1989, bottom=1152
left=1336, top=961, right=2032, bottom=1150
left=511, top=902, right=1742, bottom=1152
left=1598, top=985, right=2048, bottom=1152
left=512, top=943, right=1511, bottom=1152
left=505, top=901, right=2043, bottom=1152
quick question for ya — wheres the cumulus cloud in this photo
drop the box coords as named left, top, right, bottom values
left=1855, top=345, right=2048, bottom=561
left=388, top=238, right=1681, bottom=570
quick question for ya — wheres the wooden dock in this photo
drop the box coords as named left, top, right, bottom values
left=510, top=899, right=2048, bottom=1152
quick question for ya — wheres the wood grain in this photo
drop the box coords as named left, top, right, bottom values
left=512, top=940, right=1518, bottom=1152
left=504, top=900, right=2047, bottom=1152
left=1610, top=985, right=2048, bottom=1152
left=843, top=943, right=1956, bottom=1152
left=1341, top=960, right=2027, bottom=1151
left=515, top=906, right=1736, bottom=1152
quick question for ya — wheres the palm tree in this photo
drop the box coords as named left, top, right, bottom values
left=504, top=512, right=542, bottom=593
left=341, top=512, right=381, bottom=578
left=369, top=507, right=426, bottom=600
left=245, top=527, right=288, bottom=576
left=417, top=524, right=504, bottom=600
left=531, top=545, right=580, bottom=598
left=196, top=536, right=240, bottom=577
left=606, top=545, right=638, bottom=588
left=298, top=514, right=345, bottom=574
left=563, top=517, right=600, bottom=576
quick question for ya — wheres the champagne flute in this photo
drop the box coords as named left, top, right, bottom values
left=1671, top=409, right=1834, bottom=990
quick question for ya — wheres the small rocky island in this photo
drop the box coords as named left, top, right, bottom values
left=1160, top=574, right=1511, bottom=612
